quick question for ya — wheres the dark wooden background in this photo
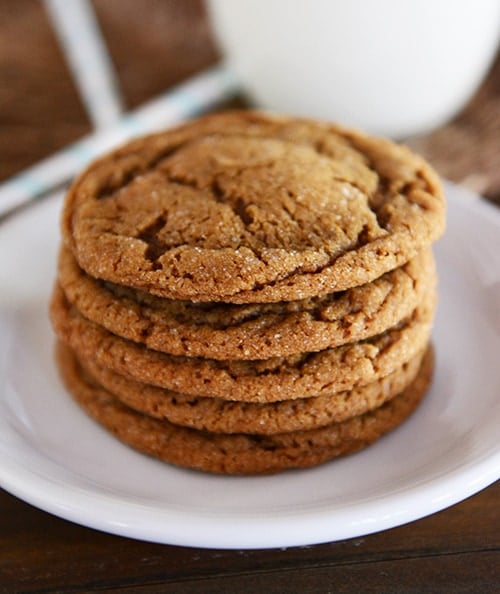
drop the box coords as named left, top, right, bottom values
left=1, top=1, right=499, bottom=592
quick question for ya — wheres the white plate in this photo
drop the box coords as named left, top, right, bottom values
left=0, top=182, right=499, bottom=549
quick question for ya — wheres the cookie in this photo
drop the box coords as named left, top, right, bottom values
left=50, top=282, right=435, bottom=402
left=55, top=341, right=434, bottom=475
left=61, top=111, right=445, bottom=303
left=58, top=245, right=435, bottom=359
left=78, top=345, right=427, bottom=434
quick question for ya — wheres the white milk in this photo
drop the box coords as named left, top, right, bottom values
left=207, top=0, right=500, bottom=137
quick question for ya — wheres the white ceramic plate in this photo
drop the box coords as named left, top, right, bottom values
left=0, top=182, right=499, bottom=549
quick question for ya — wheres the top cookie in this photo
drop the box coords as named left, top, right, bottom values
left=62, top=111, right=445, bottom=302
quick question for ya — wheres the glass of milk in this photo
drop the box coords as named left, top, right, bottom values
left=207, top=0, right=500, bottom=137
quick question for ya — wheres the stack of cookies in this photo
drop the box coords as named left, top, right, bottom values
left=50, top=112, right=445, bottom=474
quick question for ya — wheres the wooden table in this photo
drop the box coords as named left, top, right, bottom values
left=1, top=2, right=498, bottom=592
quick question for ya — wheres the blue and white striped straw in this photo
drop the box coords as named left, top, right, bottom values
left=0, top=65, right=239, bottom=220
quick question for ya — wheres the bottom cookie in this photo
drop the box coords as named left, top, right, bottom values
left=55, top=342, right=434, bottom=475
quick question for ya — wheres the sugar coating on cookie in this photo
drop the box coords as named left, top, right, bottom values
left=55, top=341, right=434, bottom=475
left=62, top=111, right=445, bottom=302
left=50, top=282, right=435, bottom=402
left=77, top=345, right=427, bottom=435
left=58, top=246, right=436, bottom=359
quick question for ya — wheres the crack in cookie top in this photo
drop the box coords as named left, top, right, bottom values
left=62, top=111, right=445, bottom=302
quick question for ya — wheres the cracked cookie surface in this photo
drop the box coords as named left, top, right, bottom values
left=58, top=246, right=435, bottom=359
left=62, top=111, right=445, bottom=302
left=50, top=283, right=435, bottom=402
left=55, top=341, right=433, bottom=475
left=76, top=345, right=428, bottom=435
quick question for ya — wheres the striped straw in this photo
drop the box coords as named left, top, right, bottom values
left=44, top=0, right=125, bottom=128
left=0, top=65, right=239, bottom=221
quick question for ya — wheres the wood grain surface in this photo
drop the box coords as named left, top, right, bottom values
left=0, top=1, right=499, bottom=592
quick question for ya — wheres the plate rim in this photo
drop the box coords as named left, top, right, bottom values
left=0, top=434, right=499, bottom=548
